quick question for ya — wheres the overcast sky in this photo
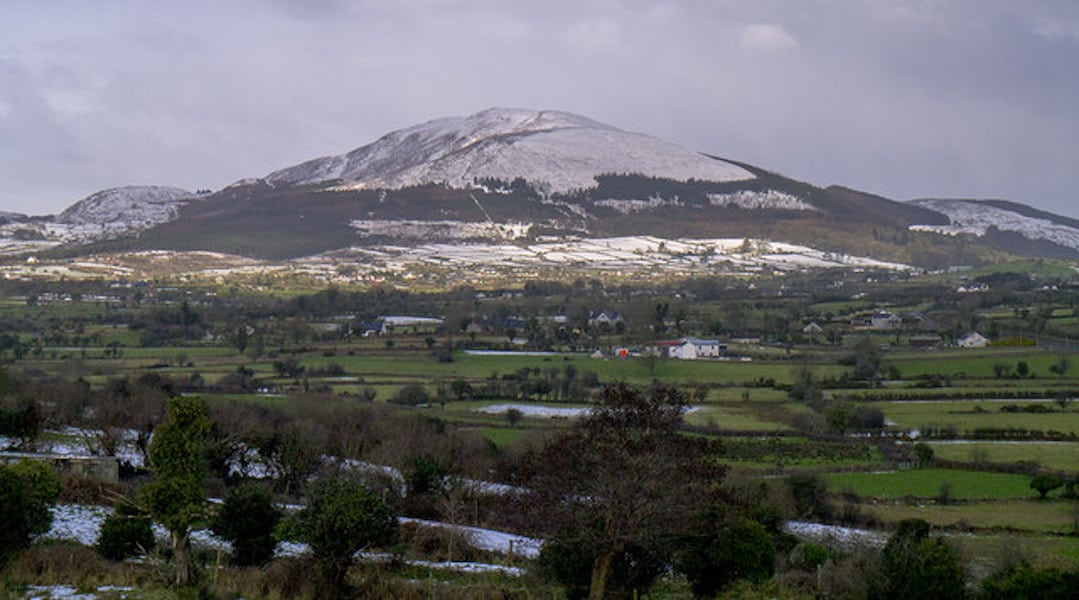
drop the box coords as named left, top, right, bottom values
left=1, top=0, right=1077, bottom=217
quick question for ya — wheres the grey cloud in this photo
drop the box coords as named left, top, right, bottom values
left=0, top=0, right=1075, bottom=218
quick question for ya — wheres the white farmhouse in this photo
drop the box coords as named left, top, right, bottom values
left=957, top=332, right=989, bottom=349
left=668, top=337, right=721, bottom=360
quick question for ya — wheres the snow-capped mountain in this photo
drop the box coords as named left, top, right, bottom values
left=266, top=108, right=755, bottom=193
left=53, top=185, right=205, bottom=242
left=909, top=199, right=1079, bottom=257
left=3, top=108, right=1077, bottom=272
left=58, top=185, right=195, bottom=226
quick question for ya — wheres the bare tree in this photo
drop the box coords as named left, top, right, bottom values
left=518, top=382, right=724, bottom=599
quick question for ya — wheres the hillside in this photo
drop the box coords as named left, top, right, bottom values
left=1, top=108, right=1076, bottom=275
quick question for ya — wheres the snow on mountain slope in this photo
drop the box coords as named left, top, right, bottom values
left=266, top=108, right=754, bottom=193
left=55, top=185, right=200, bottom=241
left=909, top=199, right=1079, bottom=253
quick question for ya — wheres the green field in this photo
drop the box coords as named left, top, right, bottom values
left=863, top=499, right=1079, bottom=534
left=927, top=441, right=1079, bottom=472
left=869, top=400, right=1079, bottom=435
left=825, top=468, right=1044, bottom=500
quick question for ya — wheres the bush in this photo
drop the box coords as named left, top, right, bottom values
left=389, top=384, right=430, bottom=406
left=280, top=478, right=397, bottom=593
left=878, top=519, right=965, bottom=599
left=210, top=484, right=281, bottom=567
left=0, top=460, right=62, bottom=562
left=1030, top=473, right=1064, bottom=499
left=95, top=500, right=154, bottom=561
left=786, top=472, right=833, bottom=520
left=981, top=563, right=1079, bottom=599
left=538, top=539, right=665, bottom=600
left=679, top=518, right=776, bottom=597
left=790, top=541, right=829, bottom=571
left=913, top=443, right=934, bottom=467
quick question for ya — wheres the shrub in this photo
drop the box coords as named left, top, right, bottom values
left=913, top=443, right=934, bottom=467
left=981, top=563, right=1079, bottom=600
left=878, top=519, right=965, bottom=599
left=786, top=472, right=833, bottom=520
left=539, top=539, right=666, bottom=600
left=389, top=384, right=430, bottom=406
left=210, top=484, right=281, bottom=567
left=280, top=478, right=397, bottom=593
left=0, top=460, right=62, bottom=562
left=790, top=541, right=829, bottom=571
left=678, top=518, right=776, bottom=597
left=1030, top=473, right=1064, bottom=499
left=96, top=500, right=154, bottom=561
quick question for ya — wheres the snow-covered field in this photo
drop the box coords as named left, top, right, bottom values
left=45, top=503, right=535, bottom=576
left=474, top=403, right=702, bottom=419
left=475, top=403, right=592, bottom=418
left=351, top=219, right=531, bottom=241
left=0, top=234, right=911, bottom=283
left=785, top=521, right=888, bottom=549
left=336, top=236, right=911, bottom=276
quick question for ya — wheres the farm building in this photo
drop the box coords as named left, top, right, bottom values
left=649, top=337, right=723, bottom=360
left=870, top=311, right=902, bottom=330
left=958, top=332, right=990, bottom=348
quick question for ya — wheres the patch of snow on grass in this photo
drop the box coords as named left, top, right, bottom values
left=910, top=200, right=1079, bottom=252
left=708, top=190, right=815, bottom=211
left=785, top=521, right=887, bottom=549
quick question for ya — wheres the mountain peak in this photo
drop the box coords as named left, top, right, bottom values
left=266, top=108, right=754, bottom=193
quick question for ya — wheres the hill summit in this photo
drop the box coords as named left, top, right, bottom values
left=265, top=108, right=755, bottom=193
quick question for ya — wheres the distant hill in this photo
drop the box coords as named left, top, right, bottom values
left=2, top=108, right=1077, bottom=273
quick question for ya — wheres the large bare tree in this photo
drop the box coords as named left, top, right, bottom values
left=520, top=382, right=724, bottom=599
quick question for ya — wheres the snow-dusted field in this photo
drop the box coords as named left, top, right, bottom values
left=785, top=521, right=888, bottom=549
left=910, top=199, right=1079, bottom=253
left=475, top=403, right=592, bottom=418
left=474, top=403, right=702, bottom=419
left=0, top=233, right=910, bottom=283
left=45, top=503, right=537, bottom=576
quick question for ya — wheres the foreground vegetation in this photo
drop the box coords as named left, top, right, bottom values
left=1, top=264, right=1078, bottom=597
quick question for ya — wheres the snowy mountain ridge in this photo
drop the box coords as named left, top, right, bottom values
left=909, top=199, right=1079, bottom=254
left=266, top=108, right=755, bottom=193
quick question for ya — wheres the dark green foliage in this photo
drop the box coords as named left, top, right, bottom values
left=537, top=539, right=594, bottom=600
left=981, top=563, right=1079, bottom=600
left=913, top=442, right=935, bottom=467
left=1030, top=473, right=1064, bottom=499
left=878, top=519, right=965, bottom=600
left=143, top=396, right=210, bottom=533
left=141, top=396, right=211, bottom=586
left=210, top=484, right=282, bottom=566
left=281, top=478, right=397, bottom=592
left=390, top=383, right=430, bottom=406
left=538, top=540, right=666, bottom=600
left=790, top=541, right=829, bottom=571
left=679, top=518, right=776, bottom=597
left=96, top=500, right=154, bottom=561
left=406, top=455, right=447, bottom=496
left=0, top=371, right=42, bottom=444
left=0, top=460, right=62, bottom=561
left=786, top=472, right=833, bottom=520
